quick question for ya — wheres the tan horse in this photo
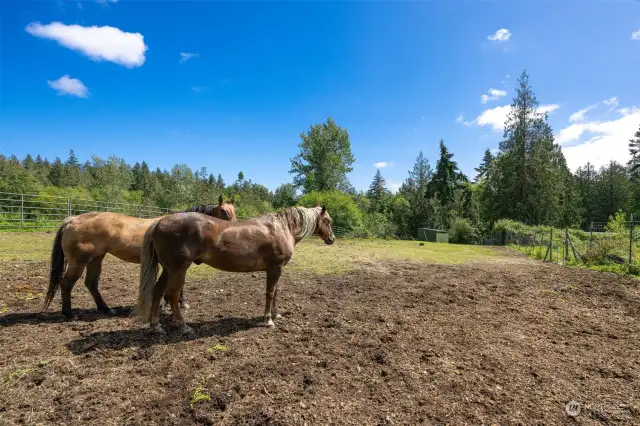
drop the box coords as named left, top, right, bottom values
left=136, top=205, right=335, bottom=336
left=43, top=195, right=237, bottom=318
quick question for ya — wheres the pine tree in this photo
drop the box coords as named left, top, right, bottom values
left=427, top=139, right=462, bottom=226
left=366, top=169, right=388, bottom=212
left=485, top=70, right=569, bottom=226
left=22, top=154, right=35, bottom=170
left=474, top=149, right=494, bottom=182
left=628, top=124, right=640, bottom=179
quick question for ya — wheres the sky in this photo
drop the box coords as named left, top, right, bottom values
left=1, top=1, right=640, bottom=193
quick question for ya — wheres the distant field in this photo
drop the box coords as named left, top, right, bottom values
left=0, top=231, right=504, bottom=276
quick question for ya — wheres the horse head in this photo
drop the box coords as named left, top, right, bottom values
left=315, top=205, right=335, bottom=245
left=217, top=194, right=237, bottom=222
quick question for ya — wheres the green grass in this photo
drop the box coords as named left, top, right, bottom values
left=0, top=232, right=503, bottom=276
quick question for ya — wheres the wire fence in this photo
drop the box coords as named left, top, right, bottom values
left=491, top=218, right=640, bottom=273
left=0, top=191, right=349, bottom=238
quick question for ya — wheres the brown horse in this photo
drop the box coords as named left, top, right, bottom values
left=43, top=195, right=237, bottom=318
left=136, top=205, right=335, bottom=336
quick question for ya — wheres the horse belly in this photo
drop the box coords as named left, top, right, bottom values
left=203, top=251, right=267, bottom=272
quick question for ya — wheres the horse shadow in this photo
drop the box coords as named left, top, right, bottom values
left=65, top=315, right=261, bottom=355
left=0, top=306, right=134, bottom=328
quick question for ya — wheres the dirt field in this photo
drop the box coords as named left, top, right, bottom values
left=0, top=235, right=639, bottom=425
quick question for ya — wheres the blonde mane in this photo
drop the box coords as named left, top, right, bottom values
left=273, top=206, right=321, bottom=240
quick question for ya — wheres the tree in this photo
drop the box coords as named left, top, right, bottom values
left=474, top=149, right=494, bottom=182
left=366, top=169, right=388, bottom=212
left=273, top=183, right=298, bottom=209
left=427, top=139, right=462, bottom=226
left=628, top=124, right=640, bottom=179
left=483, top=70, right=569, bottom=226
left=289, top=117, right=355, bottom=194
left=399, top=151, right=435, bottom=236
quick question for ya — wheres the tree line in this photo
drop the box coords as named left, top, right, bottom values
left=2, top=70, right=640, bottom=241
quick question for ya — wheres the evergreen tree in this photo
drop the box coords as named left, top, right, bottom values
left=22, top=154, right=35, bottom=170
left=628, top=124, right=640, bottom=179
left=427, top=140, right=462, bottom=226
left=273, top=183, right=298, bottom=209
left=399, top=151, right=435, bottom=235
left=366, top=169, right=388, bottom=211
left=474, top=149, right=494, bottom=182
left=484, top=70, right=569, bottom=226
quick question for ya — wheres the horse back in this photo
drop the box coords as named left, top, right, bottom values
left=62, top=211, right=159, bottom=263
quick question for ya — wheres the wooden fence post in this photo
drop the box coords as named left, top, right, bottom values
left=67, top=199, right=71, bottom=217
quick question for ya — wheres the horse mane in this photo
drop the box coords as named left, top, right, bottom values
left=271, top=206, right=320, bottom=240
left=180, top=204, right=219, bottom=215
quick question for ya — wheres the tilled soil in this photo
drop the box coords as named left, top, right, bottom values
left=0, top=254, right=639, bottom=425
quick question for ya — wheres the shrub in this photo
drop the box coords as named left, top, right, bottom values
left=449, top=217, right=479, bottom=244
left=298, top=190, right=364, bottom=231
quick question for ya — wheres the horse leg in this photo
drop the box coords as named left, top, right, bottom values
left=162, top=270, right=189, bottom=311
left=83, top=255, right=115, bottom=316
left=271, top=275, right=283, bottom=322
left=166, top=266, right=194, bottom=337
left=150, top=268, right=169, bottom=334
left=179, top=287, right=189, bottom=310
left=263, top=266, right=282, bottom=328
left=60, top=264, right=86, bottom=318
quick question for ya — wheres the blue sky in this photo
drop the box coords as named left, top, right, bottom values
left=2, top=1, right=640, bottom=192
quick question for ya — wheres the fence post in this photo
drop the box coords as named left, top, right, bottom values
left=137, top=206, right=141, bottom=218
left=67, top=199, right=71, bottom=217
left=589, top=221, right=593, bottom=254
left=20, top=194, right=24, bottom=228
left=565, top=228, right=569, bottom=263
left=629, top=214, right=634, bottom=266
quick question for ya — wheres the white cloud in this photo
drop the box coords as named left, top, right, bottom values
left=47, top=74, right=88, bottom=98
left=480, top=88, right=507, bottom=104
left=487, top=28, right=511, bottom=42
left=603, top=96, right=619, bottom=111
left=25, top=21, right=146, bottom=68
left=180, top=52, right=199, bottom=64
left=474, top=104, right=560, bottom=132
left=374, top=161, right=389, bottom=169
left=560, top=107, right=640, bottom=172
left=569, top=104, right=598, bottom=123
left=632, top=29, right=640, bottom=40
left=388, top=182, right=402, bottom=193
left=456, top=113, right=474, bottom=126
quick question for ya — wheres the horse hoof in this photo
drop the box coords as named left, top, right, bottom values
left=104, top=309, right=116, bottom=316
left=263, top=318, right=275, bottom=328
left=181, top=325, right=196, bottom=337
left=272, top=313, right=283, bottom=321
left=151, top=324, right=166, bottom=335
left=181, top=303, right=190, bottom=310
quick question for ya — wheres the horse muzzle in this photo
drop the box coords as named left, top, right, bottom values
left=324, top=236, right=335, bottom=245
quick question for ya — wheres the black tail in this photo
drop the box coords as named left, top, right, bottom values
left=43, top=219, right=69, bottom=312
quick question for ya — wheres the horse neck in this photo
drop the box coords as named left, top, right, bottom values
left=279, top=207, right=318, bottom=243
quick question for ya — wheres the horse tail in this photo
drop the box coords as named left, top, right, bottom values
left=43, top=217, right=73, bottom=312
left=136, top=220, right=160, bottom=322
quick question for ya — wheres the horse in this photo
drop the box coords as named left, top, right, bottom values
left=136, top=205, right=335, bottom=337
left=42, top=195, right=237, bottom=318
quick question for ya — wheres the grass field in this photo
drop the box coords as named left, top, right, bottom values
left=0, top=232, right=638, bottom=425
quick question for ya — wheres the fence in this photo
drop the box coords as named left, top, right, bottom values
left=493, top=217, right=640, bottom=273
left=0, top=191, right=348, bottom=237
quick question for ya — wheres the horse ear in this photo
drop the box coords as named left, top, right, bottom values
left=321, top=205, right=326, bottom=214
left=218, top=194, right=224, bottom=205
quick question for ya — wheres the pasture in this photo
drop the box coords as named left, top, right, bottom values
left=0, top=232, right=638, bottom=425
